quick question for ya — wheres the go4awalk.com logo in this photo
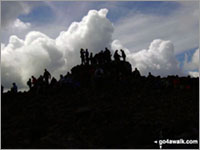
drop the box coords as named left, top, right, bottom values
left=154, top=139, right=198, bottom=149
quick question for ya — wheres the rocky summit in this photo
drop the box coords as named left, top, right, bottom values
left=1, top=60, right=199, bottom=149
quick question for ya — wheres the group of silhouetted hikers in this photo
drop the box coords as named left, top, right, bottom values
left=25, top=69, right=80, bottom=94
left=26, top=69, right=51, bottom=90
left=1, top=48, right=198, bottom=94
left=80, top=48, right=126, bottom=65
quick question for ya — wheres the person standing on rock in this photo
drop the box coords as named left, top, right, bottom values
left=114, top=50, right=120, bottom=62
left=27, top=78, right=32, bottom=90
left=11, top=83, right=18, bottom=93
left=120, top=49, right=126, bottom=61
left=80, top=48, right=85, bottom=65
left=43, top=69, right=51, bottom=85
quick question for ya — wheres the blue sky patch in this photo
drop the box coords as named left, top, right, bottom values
left=19, top=5, right=55, bottom=25
left=176, top=47, right=198, bottom=68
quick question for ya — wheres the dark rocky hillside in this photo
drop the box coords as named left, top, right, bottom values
left=2, top=60, right=199, bottom=149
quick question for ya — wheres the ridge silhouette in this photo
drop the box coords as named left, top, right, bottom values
left=1, top=48, right=199, bottom=149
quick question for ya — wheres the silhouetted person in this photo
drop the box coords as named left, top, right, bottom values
left=32, top=76, right=37, bottom=87
left=90, top=52, right=94, bottom=65
left=65, top=72, right=71, bottom=77
left=27, top=78, right=32, bottom=90
left=133, top=68, right=141, bottom=77
left=148, top=72, right=154, bottom=79
left=148, top=72, right=152, bottom=77
left=85, top=49, right=89, bottom=65
left=43, top=69, right=51, bottom=85
left=80, top=48, right=85, bottom=65
left=59, top=74, right=64, bottom=80
left=50, top=77, right=57, bottom=87
left=38, top=75, right=44, bottom=84
left=37, top=75, right=44, bottom=94
left=96, top=51, right=104, bottom=64
left=120, top=49, right=126, bottom=61
left=11, top=82, right=17, bottom=93
left=104, top=47, right=111, bottom=62
left=1, top=85, right=4, bottom=93
left=114, top=50, right=120, bottom=62
left=59, top=74, right=65, bottom=86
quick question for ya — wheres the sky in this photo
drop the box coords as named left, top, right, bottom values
left=1, top=1, right=199, bottom=90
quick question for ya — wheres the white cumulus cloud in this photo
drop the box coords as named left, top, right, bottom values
left=1, top=8, right=114, bottom=89
left=112, top=39, right=183, bottom=76
left=56, top=8, right=114, bottom=70
left=189, top=71, right=199, bottom=78
left=1, top=32, right=66, bottom=89
left=1, top=2, right=32, bottom=27
left=113, top=1, right=199, bottom=55
left=13, top=18, right=31, bottom=30
left=1, top=8, right=197, bottom=90
left=184, top=48, right=199, bottom=71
